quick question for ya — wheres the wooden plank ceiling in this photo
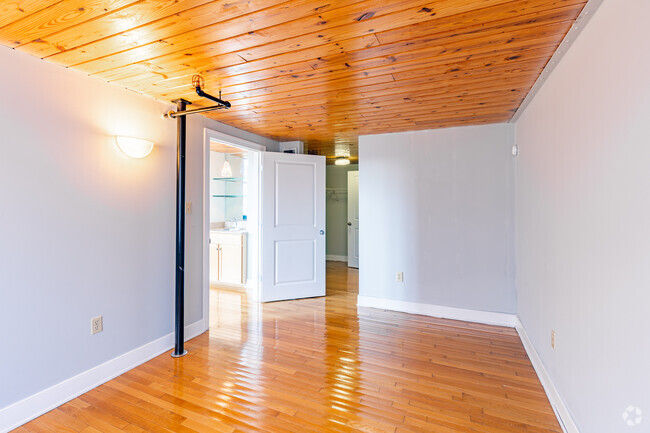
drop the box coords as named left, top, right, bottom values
left=0, top=0, right=587, bottom=161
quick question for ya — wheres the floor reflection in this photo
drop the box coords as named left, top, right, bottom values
left=207, top=262, right=363, bottom=430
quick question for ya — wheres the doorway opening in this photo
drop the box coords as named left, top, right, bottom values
left=203, top=129, right=264, bottom=330
left=325, top=164, right=359, bottom=268
left=203, top=132, right=327, bottom=324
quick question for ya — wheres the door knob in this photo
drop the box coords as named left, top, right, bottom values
left=319, top=230, right=325, bottom=235
left=347, top=222, right=352, bottom=226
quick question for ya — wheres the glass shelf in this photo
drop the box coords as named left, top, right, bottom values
left=212, top=177, right=245, bottom=182
left=211, top=174, right=245, bottom=221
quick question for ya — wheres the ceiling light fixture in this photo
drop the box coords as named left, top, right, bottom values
left=221, top=155, right=233, bottom=177
left=334, top=156, right=351, bottom=166
left=115, top=136, right=154, bottom=158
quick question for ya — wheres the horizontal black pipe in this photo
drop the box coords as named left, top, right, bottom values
left=196, top=87, right=231, bottom=108
left=164, top=104, right=228, bottom=118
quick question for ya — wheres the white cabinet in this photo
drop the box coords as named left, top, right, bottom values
left=210, top=231, right=247, bottom=286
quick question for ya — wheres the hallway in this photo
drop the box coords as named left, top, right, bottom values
left=18, top=262, right=559, bottom=432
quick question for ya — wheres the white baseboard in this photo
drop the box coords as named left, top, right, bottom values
left=515, top=319, right=579, bottom=433
left=0, top=319, right=206, bottom=433
left=326, top=255, right=348, bottom=262
left=357, top=296, right=517, bottom=327
left=185, top=318, right=207, bottom=339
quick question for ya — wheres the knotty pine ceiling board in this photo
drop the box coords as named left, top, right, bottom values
left=210, top=141, right=248, bottom=156
left=0, top=0, right=588, bottom=161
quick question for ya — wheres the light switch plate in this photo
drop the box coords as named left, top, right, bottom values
left=551, top=329, right=556, bottom=349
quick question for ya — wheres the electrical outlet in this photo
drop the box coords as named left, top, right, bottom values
left=551, top=329, right=556, bottom=349
left=396, top=272, right=404, bottom=283
left=91, top=316, right=103, bottom=335
left=185, top=202, right=192, bottom=214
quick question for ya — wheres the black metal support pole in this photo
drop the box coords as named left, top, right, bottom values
left=172, top=98, right=191, bottom=358
left=164, top=85, right=230, bottom=358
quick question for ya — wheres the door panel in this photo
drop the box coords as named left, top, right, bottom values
left=220, top=243, right=243, bottom=284
left=274, top=239, right=315, bottom=284
left=262, top=152, right=325, bottom=302
left=209, top=243, right=220, bottom=282
left=275, top=162, right=315, bottom=227
left=347, top=171, right=359, bottom=268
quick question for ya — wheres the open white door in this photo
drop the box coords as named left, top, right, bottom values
left=347, top=171, right=359, bottom=268
left=261, top=152, right=326, bottom=302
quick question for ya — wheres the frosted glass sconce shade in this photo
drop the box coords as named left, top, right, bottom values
left=116, top=136, right=154, bottom=158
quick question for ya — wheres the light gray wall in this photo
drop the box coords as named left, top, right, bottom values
left=326, top=164, right=358, bottom=257
left=0, top=46, right=275, bottom=410
left=514, top=0, right=650, bottom=431
left=359, top=124, right=515, bottom=313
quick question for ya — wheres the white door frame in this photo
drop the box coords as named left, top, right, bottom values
left=202, top=128, right=266, bottom=332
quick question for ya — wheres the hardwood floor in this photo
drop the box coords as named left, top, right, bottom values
left=17, top=262, right=560, bottom=432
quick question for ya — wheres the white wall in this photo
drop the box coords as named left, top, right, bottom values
left=0, top=45, right=275, bottom=413
left=326, top=164, right=358, bottom=258
left=359, top=124, right=516, bottom=313
left=515, top=1, right=650, bottom=431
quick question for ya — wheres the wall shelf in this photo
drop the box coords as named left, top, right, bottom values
left=212, top=175, right=245, bottom=220
left=212, top=177, right=245, bottom=182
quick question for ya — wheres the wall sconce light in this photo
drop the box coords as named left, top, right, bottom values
left=334, top=156, right=350, bottom=166
left=116, top=136, right=154, bottom=158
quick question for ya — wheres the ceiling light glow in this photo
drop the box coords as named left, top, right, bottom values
left=334, top=157, right=351, bottom=166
